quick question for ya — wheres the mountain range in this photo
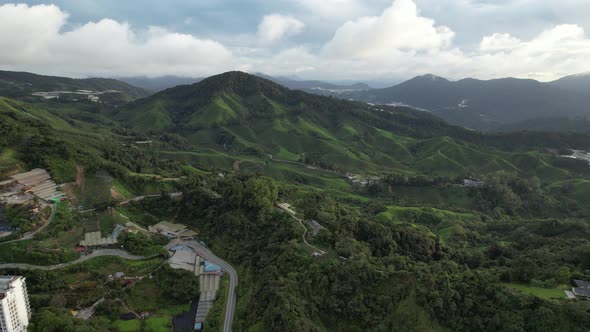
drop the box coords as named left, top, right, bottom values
left=117, top=73, right=371, bottom=94
left=337, top=73, right=590, bottom=131
left=0, top=70, right=150, bottom=104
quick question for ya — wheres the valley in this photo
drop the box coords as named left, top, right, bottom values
left=1, top=71, right=590, bottom=331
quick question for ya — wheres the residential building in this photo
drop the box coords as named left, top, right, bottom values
left=0, top=276, right=31, bottom=332
left=572, top=279, right=590, bottom=299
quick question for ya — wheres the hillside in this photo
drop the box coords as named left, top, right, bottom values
left=117, top=76, right=203, bottom=92
left=256, top=73, right=371, bottom=95
left=550, top=73, right=590, bottom=94
left=339, top=74, right=590, bottom=131
left=0, top=70, right=151, bottom=104
left=3, top=72, right=590, bottom=332
left=114, top=71, right=590, bottom=181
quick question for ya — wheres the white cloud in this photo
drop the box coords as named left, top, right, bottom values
left=0, top=3, right=232, bottom=77
left=293, top=0, right=367, bottom=18
left=472, top=24, right=590, bottom=80
left=1, top=1, right=590, bottom=82
left=480, top=33, right=521, bottom=51
left=323, top=0, right=454, bottom=58
left=257, top=14, right=305, bottom=44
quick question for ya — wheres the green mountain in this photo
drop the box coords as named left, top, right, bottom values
left=115, top=71, right=590, bottom=180
left=0, top=70, right=151, bottom=104
left=3, top=71, right=590, bottom=332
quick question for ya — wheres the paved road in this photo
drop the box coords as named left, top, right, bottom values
left=119, top=192, right=183, bottom=206
left=0, top=249, right=147, bottom=270
left=2, top=203, right=56, bottom=245
left=170, top=239, right=238, bottom=332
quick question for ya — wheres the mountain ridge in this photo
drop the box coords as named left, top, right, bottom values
left=0, top=70, right=151, bottom=103
left=338, top=73, right=590, bottom=130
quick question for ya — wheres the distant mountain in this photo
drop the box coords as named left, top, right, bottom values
left=256, top=73, right=371, bottom=95
left=550, top=73, right=590, bottom=94
left=499, top=116, right=590, bottom=133
left=118, top=76, right=203, bottom=92
left=340, top=74, right=590, bottom=131
left=114, top=71, right=590, bottom=176
left=0, top=70, right=150, bottom=104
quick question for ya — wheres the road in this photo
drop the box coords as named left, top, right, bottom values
left=170, top=239, right=238, bottom=332
left=0, top=249, right=147, bottom=270
left=2, top=203, right=56, bottom=245
left=119, top=192, right=183, bottom=205
left=291, top=215, right=326, bottom=256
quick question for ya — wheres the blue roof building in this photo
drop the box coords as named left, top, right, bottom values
left=204, top=261, right=221, bottom=273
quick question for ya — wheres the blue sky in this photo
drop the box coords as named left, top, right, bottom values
left=1, top=0, right=590, bottom=81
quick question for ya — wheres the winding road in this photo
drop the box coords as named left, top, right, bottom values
left=1, top=203, right=56, bottom=245
left=291, top=215, right=326, bottom=256
left=0, top=249, right=148, bottom=270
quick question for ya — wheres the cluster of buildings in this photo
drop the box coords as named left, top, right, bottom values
left=79, top=224, right=125, bottom=249
left=167, top=245, right=222, bottom=331
left=0, top=169, right=64, bottom=205
left=31, top=90, right=111, bottom=103
left=0, top=276, right=31, bottom=332
left=0, top=169, right=64, bottom=238
left=461, top=178, right=484, bottom=188
left=345, top=173, right=381, bottom=187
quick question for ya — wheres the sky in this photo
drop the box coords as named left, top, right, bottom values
left=1, top=0, right=590, bottom=83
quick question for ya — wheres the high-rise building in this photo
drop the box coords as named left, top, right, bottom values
left=0, top=276, right=31, bottom=332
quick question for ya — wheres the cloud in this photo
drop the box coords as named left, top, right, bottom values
left=323, top=0, right=454, bottom=58
left=0, top=3, right=232, bottom=77
left=1, top=1, right=590, bottom=82
left=257, top=14, right=305, bottom=44
left=472, top=24, right=590, bottom=81
left=480, top=33, right=521, bottom=51
left=292, top=0, right=367, bottom=18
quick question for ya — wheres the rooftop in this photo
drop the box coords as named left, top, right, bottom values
left=0, top=276, right=23, bottom=290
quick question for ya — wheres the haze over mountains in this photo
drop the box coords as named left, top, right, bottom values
left=118, top=70, right=590, bottom=132
left=4, top=68, right=590, bottom=133
left=338, top=73, right=590, bottom=131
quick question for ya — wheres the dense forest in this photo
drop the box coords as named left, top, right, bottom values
left=2, top=72, right=590, bottom=331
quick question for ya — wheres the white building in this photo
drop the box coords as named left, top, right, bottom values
left=0, top=276, right=31, bottom=332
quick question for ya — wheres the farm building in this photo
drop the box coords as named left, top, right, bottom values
left=572, top=280, right=590, bottom=299
left=148, top=221, right=197, bottom=239
left=10, top=169, right=64, bottom=202
left=276, top=202, right=296, bottom=216
left=80, top=231, right=118, bottom=247
left=0, top=179, right=16, bottom=190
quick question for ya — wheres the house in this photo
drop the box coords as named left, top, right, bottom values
left=74, top=246, right=87, bottom=253
left=462, top=178, right=484, bottom=187
left=572, top=280, right=590, bottom=299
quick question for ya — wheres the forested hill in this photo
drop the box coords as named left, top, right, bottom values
left=114, top=71, right=590, bottom=177
left=0, top=70, right=151, bottom=103
left=337, top=74, right=590, bottom=131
